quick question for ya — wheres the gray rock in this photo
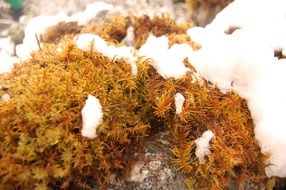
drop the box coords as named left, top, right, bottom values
left=107, top=131, right=187, bottom=190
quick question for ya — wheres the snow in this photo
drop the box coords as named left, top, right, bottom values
left=0, top=52, right=19, bottom=73
left=0, top=37, right=15, bottom=56
left=187, top=0, right=286, bottom=177
left=195, top=130, right=214, bottom=164
left=16, top=13, right=69, bottom=59
left=1, top=93, right=10, bottom=103
left=174, top=93, right=185, bottom=114
left=81, top=94, right=103, bottom=139
left=16, top=2, right=113, bottom=59
left=139, top=35, right=193, bottom=79
left=0, top=37, right=19, bottom=73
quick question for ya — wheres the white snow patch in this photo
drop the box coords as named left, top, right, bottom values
left=139, top=35, right=193, bottom=79
left=81, top=94, right=103, bottom=139
left=16, top=2, right=113, bottom=59
left=75, top=33, right=138, bottom=75
left=0, top=52, right=19, bottom=73
left=16, top=13, right=69, bottom=59
left=187, top=0, right=286, bottom=177
left=1, top=93, right=10, bottom=103
left=195, top=130, right=214, bottom=164
left=174, top=93, right=185, bottom=114
left=0, top=37, right=15, bottom=56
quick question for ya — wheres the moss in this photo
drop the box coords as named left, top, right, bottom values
left=132, top=15, right=193, bottom=48
left=81, top=14, right=129, bottom=43
left=41, top=22, right=81, bottom=43
left=0, top=15, right=276, bottom=189
left=0, top=38, right=153, bottom=189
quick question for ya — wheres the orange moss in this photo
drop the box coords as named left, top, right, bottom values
left=0, top=15, right=276, bottom=190
left=132, top=15, right=192, bottom=48
left=81, top=14, right=129, bottom=43
left=146, top=70, right=274, bottom=189
left=0, top=38, right=152, bottom=189
left=42, top=22, right=81, bottom=43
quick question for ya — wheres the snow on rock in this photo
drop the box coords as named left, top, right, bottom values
left=139, top=35, right=193, bottom=79
left=81, top=94, right=103, bottom=139
left=187, top=0, right=286, bottom=177
left=75, top=33, right=138, bottom=75
left=16, top=2, right=113, bottom=59
left=195, top=130, right=214, bottom=164
left=174, top=93, right=185, bottom=114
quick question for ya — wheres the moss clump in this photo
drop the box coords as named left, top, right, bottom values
left=0, top=15, right=277, bottom=189
left=0, top=37, right=153, bottom=189
left=81, top=14, right=129, bottom=43
left=145, top=69, right=274, bottom=189
left=41, top=22, right=81, bottom=43
left=80, top=15, right=193, bottom=48
left=132, top=15, right=192, bottom=48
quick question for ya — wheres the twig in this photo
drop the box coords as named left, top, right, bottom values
left=35, top=33, right=41, bottom=50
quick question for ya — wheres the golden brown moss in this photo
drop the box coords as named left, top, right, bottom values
left=132, top=15, right=192, bottom=48
left=41, top=22, right=81, bottom=43
left=146, top=70, right=275, bottom=189
left=81, top=14, right=129, bottom=43
left=0, top=15, right=276, bottom=190
left=0, top=38, right=153, bottom=189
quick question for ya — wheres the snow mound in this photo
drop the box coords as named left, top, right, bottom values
left=195, top=130, right=214, bottom=164
left=139, top=35, right=193, bottom=79
left=187, top=0, right=286, bottom=177
left=81, top=94, right=103, bottom=139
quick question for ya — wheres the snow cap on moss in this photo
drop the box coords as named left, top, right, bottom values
left=139, top=35, right=193, bottom=79
left=187, top=0, right=286, bottom=176
left=174, top=93, right=185, bottom=114
left=195, top=130, right=214, bottom=164
left=75, top=33, right=138, bottom=75
left=81, top=94, right=103, bottom=139
left=16, top=13, right=69, bottom=59
left=16, top=2, right=113, bottom=59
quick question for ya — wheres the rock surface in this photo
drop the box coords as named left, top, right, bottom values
left=107, top=131, right=187, bottom=190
